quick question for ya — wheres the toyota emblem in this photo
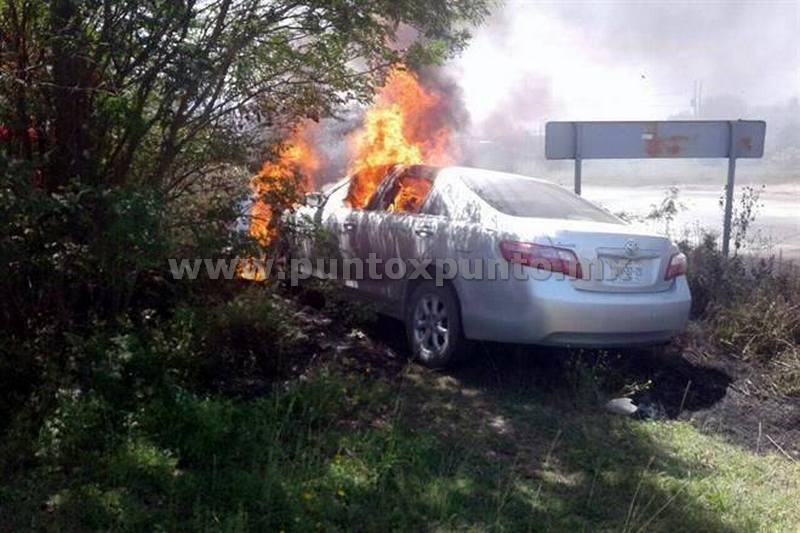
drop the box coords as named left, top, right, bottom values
left=624, top=240, right=640, bottom=257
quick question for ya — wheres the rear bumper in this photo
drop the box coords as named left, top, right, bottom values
left=457, top=275, right=691, bottom=346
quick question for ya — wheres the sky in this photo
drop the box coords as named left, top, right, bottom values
left=452, top=0, right=800, bottom=131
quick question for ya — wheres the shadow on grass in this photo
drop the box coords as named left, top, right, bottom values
left=369, top=314, right=731, bottom=418
left=362, top=316, right=749, bottom=531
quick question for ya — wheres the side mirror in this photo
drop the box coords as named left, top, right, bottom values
left=304, top=192, right=324, bottom=208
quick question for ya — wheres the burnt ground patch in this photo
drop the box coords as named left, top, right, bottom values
left=601, top=345, right=733, bottom=417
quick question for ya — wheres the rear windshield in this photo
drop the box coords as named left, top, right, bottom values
left=461, top=174, right=621, bottom=224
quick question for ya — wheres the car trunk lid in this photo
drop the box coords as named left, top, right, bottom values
left=497, top=217, right=676, bottom=293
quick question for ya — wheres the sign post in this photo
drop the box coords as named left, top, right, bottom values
left=545, top=120, right=766, bottom=256
left=721, top=122, right=738, bottom=256
left=574, top=122, right=583, bottom=196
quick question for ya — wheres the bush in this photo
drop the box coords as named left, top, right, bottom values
left=0, top=170, right=167, bottom=442
left=681, top=232, right=800, bottom=394
left=0, top=152, right=250, bottom=438
left=680, top=233, right=739, bottom=317
left=0, top=283, right=300, bottom=479
left=708, top=288, right=800, bottom=363
left=196, top=289, right=292, bottom=390
left=0, top=165, right=167, bottom=328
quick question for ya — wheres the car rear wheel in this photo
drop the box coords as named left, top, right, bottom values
left=405, top=282, right=468, bottom=368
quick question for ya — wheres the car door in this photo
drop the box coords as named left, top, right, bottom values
left=360, top=167, right=439, bottom=304
left=320, top=166, right=397, bottom=295
left=315, top=180, right=362, bottom=285
left=334, top=167, right=392, bottom=298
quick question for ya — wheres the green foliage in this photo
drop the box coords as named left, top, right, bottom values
left=722, top=184, right=765, bottom=253
left=0, top=161, right=168, bottom=323
left=4, top=360, right=396, bottom=531
left=646, top=186, right=687, bottom=238
left=0, top=163, right=175, bottom=434
left=680, top=233, right=738, bottom=316
left=1, top=0, right=490, bottom=191
left=0, top=2, right=500, bottom=530
left=36, top=390, right=120, bottom=468
left=198, top=290, right=291, bottom=388
left=677, top=183, right=799, bottom=395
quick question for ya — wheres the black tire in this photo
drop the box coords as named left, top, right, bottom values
left=405, top=282, right=469, bottom=368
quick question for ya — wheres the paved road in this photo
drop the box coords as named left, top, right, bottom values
left=584, top=183, right=800, bottom=259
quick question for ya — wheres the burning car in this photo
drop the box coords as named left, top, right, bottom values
left=289, top=164, right=691, bottom=367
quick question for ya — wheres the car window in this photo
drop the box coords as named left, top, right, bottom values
left=372, top=165, right=439, bottom=214
left=384, top=176, right=433, bottom=213
left=364, top=165, right=403, bottom=211
left=347, top=164, right=397, bottom=209
left=461, top=174, right=621, bottom=224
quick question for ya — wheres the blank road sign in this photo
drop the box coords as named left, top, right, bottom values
left=546, top=120, right=766, bottom=160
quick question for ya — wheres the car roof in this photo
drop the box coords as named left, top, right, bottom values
left=438, top=166, right=554, bottom=186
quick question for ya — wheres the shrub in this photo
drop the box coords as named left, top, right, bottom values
left=199, top=290, right=291, bottom=389
left=708, top=288, right=800, bottom=363
left=0, top=166, right=168, bottom=330
left=0, top=159, right=248, bottom=439
left=681, top=231, right=800, bottom=394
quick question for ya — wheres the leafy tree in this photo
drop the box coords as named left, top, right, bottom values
left=1, top=0, right=491, bottom=194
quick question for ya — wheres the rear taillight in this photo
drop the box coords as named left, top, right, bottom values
left=499, top=241, right=583, bottom=279
left=665, top=252, right=687, bottom=280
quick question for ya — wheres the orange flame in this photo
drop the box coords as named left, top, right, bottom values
left=388, top=175, right=432, bottom=213
left=249, top=122, right=320, bottom=247
left=345, top=67, right=455, bottom=208
left=246, top=65, right=456, bottom=265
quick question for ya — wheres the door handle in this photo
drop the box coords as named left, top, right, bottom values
left=343, top=222, right=356, bottom=232
left=414, top=226, right=434, bottom=237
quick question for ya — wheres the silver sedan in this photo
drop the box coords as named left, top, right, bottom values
left=291, top=165, right=691, bottom=367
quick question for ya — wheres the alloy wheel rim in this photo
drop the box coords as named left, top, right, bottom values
left=413, top=294, right=449, bottom=359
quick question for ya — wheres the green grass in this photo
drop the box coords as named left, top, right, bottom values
left=2, top=362, right=798, bottom=532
